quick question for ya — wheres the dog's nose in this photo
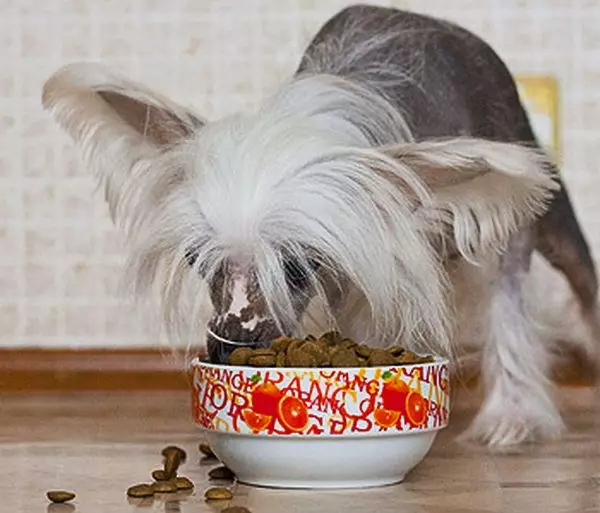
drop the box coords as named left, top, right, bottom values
left=205, top=317, right=264, bottom=364
left=205, top=315, right=285, bottom=364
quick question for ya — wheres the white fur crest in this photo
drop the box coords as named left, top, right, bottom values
left=42, top=64, right=557, bottom=362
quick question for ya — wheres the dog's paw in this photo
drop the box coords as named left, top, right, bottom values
left=458, top=402, right=565, bottom=448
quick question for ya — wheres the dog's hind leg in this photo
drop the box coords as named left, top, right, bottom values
left=461, top=230, right=565, bottom=447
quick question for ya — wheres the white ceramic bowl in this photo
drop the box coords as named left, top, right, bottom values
left=190, top=358, right=450, bottom=489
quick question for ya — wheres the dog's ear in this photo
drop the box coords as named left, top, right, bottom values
left=380, top=138, right=559, bottom=260
left=42, top=62, right=204, bottom=219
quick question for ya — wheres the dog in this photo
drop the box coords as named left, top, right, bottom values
left=42, top=5, right=598, bottom=447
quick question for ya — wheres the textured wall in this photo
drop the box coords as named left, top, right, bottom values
left=1, top=0, right=599, bottom=348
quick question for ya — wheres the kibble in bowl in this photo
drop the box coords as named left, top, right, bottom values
left=227, top=332, right=434, bottom=368
left=190, top=331, right=450, bottom=489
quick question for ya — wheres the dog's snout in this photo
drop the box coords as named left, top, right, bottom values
left=206, top=319, right=259, bottom=365
left=205, top=315, right=283, bottom=364
left=206, top=329, right=261, bottom=365
left=206, top=336, right=257, bottom=365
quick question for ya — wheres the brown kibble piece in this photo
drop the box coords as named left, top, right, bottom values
left=46, top=491, right=76, bottom=504
left=162, top=445, right=187, bottom=461
left=275, top=351, right=287, bottom=367
left=174, top=476, right=195, bottom=490
left=228, top=347, right=254, bottom=366
left=127, top=484, right=154, bottom=498
left=354, top=344, right=373, bottom=358
left=162, top=445, right=187, bottom=479
left=330, top=347, right=360, bottom=367
left=208, top=465, right=236, bottom=480
left=302, top=340, right=323, bottom=353
left=287, top=346, right=317, bottom=367
left=271, top=336, right=293, bottom=353
left=250, top=348, right=277, bottom=357
left=319, top=330, right=342, bottom=346
left=222, top=507, right=253, bottom=513
left=248, top=354, right=277, bottom=367
left=152, top=480, right=178, bottom=493
left=368, top=348, right=397, bottom=366
left=152, top=469, right=169, bottom=481
left=313, top=337, right=330, bottom=350
left=396, top=351, right=419, bottom=364
left=302, top=341, right=330, bottom=366
left=199, top=443, right=216, bottom=458
left=388, top=345, right=405, bottom=357
left=204, top=487, right=234, bottom=501
left=285, top=338, right=304, bottom=355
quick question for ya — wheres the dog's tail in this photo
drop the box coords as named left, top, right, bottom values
left=536, top=179, right=597, bottom=311
left=535, top=174, right=600, bottom=378
left=536, top=180, right=597, bottom=311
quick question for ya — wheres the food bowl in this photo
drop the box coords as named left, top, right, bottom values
left=190, top=358, right=450, bottom=489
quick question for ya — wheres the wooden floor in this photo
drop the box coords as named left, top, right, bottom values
left=2, top=386, right=598, bottom=513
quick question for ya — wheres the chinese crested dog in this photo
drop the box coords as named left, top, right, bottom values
left=42, top=5, right=598, bottom=446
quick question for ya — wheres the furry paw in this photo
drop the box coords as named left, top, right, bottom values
left=459, top=401, right=565, bottom=448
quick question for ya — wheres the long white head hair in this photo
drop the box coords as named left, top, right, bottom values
left=42, top=63, right=557, bottom=356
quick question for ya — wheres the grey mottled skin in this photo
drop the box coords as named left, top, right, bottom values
left=298, top=4, right=597, bottom=313
left=205, top=5, right=596, bottom=366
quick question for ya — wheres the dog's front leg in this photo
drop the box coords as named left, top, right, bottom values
left=461, top=232, right=565, bottom=447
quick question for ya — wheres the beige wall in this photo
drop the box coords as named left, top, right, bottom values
left=1, top=0, right=599, bottom=348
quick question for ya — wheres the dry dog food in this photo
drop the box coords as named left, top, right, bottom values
left=46, top=491, right=75, bottom=504
left=204, top=486, right=234, bottom=501
left=151, top=469, right=168, bottom=481
left=174, top=476, right=195, bottom=491
left=199, top=443, right=216, bottom=459
left=228, top=331, right=434, bottom=368
left=127, top=484, right=155, bottom=498
left=208, top=465, right=236, bottom=480
left=152, top=480, right=178, bottom=493
left=201, top=445, right=253, bottom=511
left=126, top=445, right=194, bottom=499
left=162, top=445, right=187, bottom=479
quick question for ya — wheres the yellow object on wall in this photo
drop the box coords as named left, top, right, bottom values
left=515, top=76, right=560, bottom=160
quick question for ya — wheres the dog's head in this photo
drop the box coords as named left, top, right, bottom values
left=42, top=64, right=557, bottom=361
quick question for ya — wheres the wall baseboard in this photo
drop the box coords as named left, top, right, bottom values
left=0, top=348, right=196, bottom=392
left=0, top=346, right=594, bottom=392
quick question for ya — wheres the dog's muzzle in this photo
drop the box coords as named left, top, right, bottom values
left=205, top=316, right=282, bottom=364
